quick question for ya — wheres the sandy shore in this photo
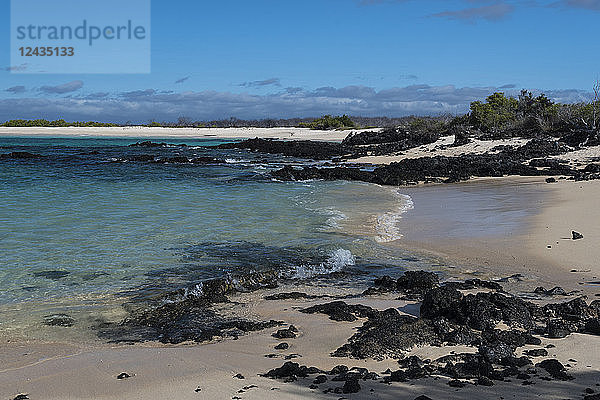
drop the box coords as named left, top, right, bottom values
left=2, top=284, right=599, bottom=400
left=1, top=131, right=599, bottom=399
left=0, top=127, right=353, bottom=142
left=393, top=177, right=600, bottom=298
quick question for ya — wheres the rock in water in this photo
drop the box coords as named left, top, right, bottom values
left=572, top=231, right=584, bottom=240
left=43, top=314, right=75, bottom=327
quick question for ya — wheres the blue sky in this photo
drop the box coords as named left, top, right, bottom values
left=1, top=0, right=599, bottom=122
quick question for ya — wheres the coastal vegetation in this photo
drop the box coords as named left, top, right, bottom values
left=2, top=119, right=118, bottom=127
left=2, top=88, right=599, bottom=136
left=298, top=114, right=356, bottom=130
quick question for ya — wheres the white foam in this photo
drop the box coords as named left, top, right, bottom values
left=292, top=248, right=355, bottom=279
left=320, top=208, right=348, bottom=230
left=374, top=190, right=414, bottom=243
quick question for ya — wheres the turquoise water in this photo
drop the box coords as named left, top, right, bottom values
left=0, top=137, right=432, bottom=329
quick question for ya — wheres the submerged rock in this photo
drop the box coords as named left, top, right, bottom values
left=33, top=270, right=70, bottom=280
left=43, top=314, right=75, bottom=327
left=0, top=151, right=43, bottom=159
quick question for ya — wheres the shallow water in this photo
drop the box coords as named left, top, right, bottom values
left=0, top=137, right=433, bottom=342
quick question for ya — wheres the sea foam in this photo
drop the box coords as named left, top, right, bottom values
left=375, top=190, right=414, bottom=243
left=291, top=248, right=355, bottom=279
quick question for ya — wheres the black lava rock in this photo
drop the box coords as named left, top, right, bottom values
left=301, top=301, right=378, bottom=322
left=572, top=231, right=584, bottom=240
left=43, top=313, right=75, bottom=327
left=342, top=377, right=361, bottom=394
left=524, top=349, right=548, bottom=357
left=448, top=379, right=466, bottom=388
left=272, top=328, right=297, bottom=339
left=537, top=359, right=573, bottom=381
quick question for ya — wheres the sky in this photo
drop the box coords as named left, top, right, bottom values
left=0, top=0, right=599, bottom=123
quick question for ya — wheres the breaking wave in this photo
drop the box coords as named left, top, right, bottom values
left=291, top=248, right=355, bottom=279
left=375, top=190, right=414, bottom=243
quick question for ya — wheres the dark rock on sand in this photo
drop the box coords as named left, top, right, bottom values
left=342, top=377, right=361, bottom=393
left=262, top=362, right=321, bottom=381
left=264, top=292, right=318, bottom=300
left=332, top=309, right=444, bottom=359
left=275, top=342, right=289, bottom=350
left=396, top=271, right=439, bottom=296
left=342, top=127, right=439, bottom=149
left=421, top=289, right=536, bottom=331
left=272, top=326, right=297, bottom=339
left=448, top=379, right=467, bottom=388
left=368, top=271, right=439, bottom=298
left=542, top=297, right=599, bottom=336
left=537, top=359, right=573, bottom=381
left=534, top=286, right=568, bottom=296
left=43, top=313, right=75, bottom=327
left=233, top=373, right=245, bottom=379
left=301, top=301, right=379, bottom=322
left=546, top=319, right=571, bottom=338
left=117, top=372, right=131, bottom=379
left=524, top=349, right=549, bottom=357
left=572, top=231, right=584, bottom=240
left=482, top=329, right=541, bottom=347
left=477, top=376, right=495, bottom=386
left=13, top=395, right=29, bottom=400
left=438, top=353, right=494, bottom=380
left=313, top=375, right=328, bottom=384
left=420, top=286, right=464, bottom=320
left=444, top=278, right=503, bottom=291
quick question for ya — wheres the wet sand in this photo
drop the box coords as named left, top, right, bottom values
left=393, top=177, right=600, bottom=297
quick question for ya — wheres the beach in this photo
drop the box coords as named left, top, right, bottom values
left=0, top=127, right=353, bottom=142
left=1, top=129, right=599, bottom=399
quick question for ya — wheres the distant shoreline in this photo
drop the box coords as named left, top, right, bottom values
left=0, top=126, right=354, bottom=142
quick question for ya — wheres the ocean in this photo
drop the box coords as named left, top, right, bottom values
left=0, top=137, right=437, bottom=342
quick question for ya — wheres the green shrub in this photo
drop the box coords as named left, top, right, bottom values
left=299, top=115, right=356, bottom=130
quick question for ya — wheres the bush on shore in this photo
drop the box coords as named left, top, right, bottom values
left=299, top=115, right=356, bottom=130
left=2, top=119, right=118, bottom=127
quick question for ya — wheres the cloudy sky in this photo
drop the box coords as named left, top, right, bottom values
left=1, top=0, right=599, bottom=122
